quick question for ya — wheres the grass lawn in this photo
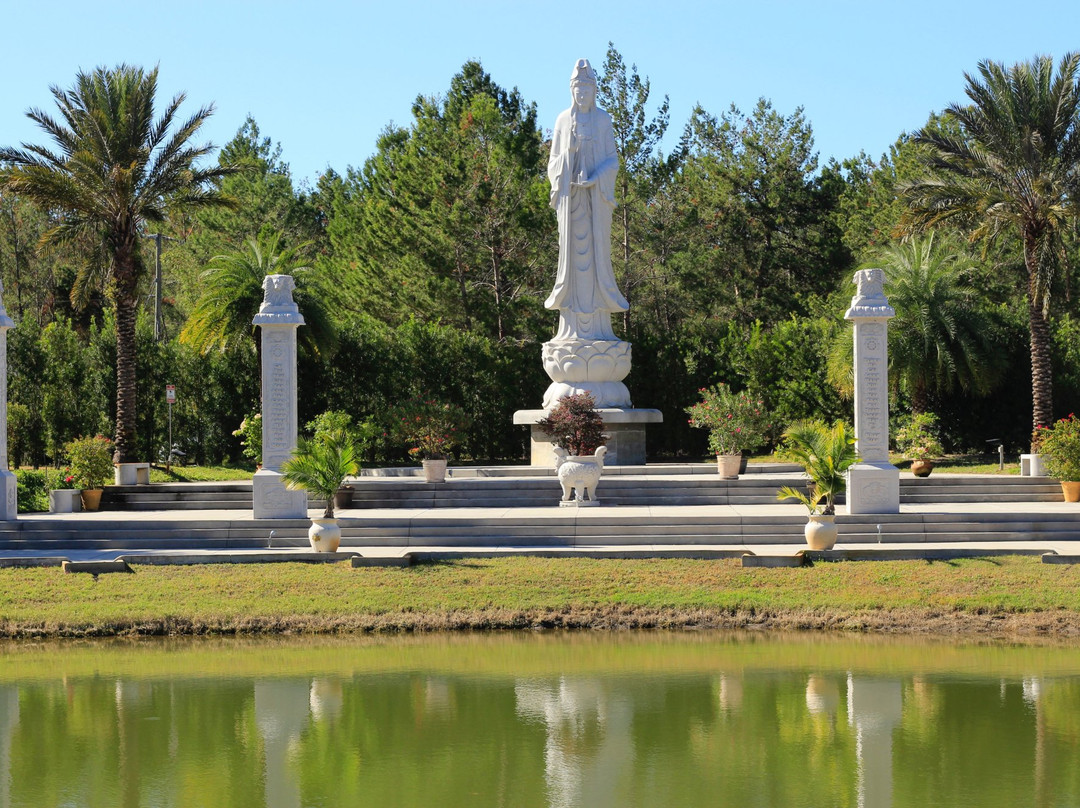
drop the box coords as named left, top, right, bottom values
left=148, top=464, right=253, bottom=483
left=1, top=555, right=1078, bottom=638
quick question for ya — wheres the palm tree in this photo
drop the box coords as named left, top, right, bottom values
left=281, top=431, right=358, bottom=519
left=179, top=229, right=337, bottom=361
left=827, top=233, right=1006, bottom=413
left=776, top=420, right=857, bottom=516
left=902, top=54, right=1080, bottom=437
left=0, top=65, right=236, bottom=462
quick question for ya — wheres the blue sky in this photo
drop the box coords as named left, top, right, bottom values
left=3, top=1, right=1080, bottom=186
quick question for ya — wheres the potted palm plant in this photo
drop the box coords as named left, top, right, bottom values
left=64, top=435, right=114, bottom=511
left=686, top=384, right=771, bottom=479
left=776, top=420, right=857, bottom=550
left=305, top=410, right=376, bottom=510
left=281, top=428, right=359, bottom=552
left=1036, top=414, right=1080, bottom=502
left=895, top=412, right=944, bottom=477
left=537, top=392, right=609, bottom=505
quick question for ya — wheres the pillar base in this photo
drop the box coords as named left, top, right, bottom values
left=253, top=469, right=308, bottom=519
left=513, top=408, right=662, bottom=466
left=846, top=461, right=899, bottom=514
left=0, top=470, right=15, bottom=520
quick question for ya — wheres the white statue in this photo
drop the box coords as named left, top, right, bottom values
left=553, top=445, right=607, bottom=505
left=513, top=59, right=664, bottom=464
left=544, top=58, right=628, bottom=342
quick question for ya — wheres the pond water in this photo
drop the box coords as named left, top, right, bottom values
left=0, top=631, right=1078, bottom=807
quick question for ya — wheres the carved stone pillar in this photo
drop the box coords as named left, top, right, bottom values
left=252, top=275, right=308, bottom=519
left=844, top=268, right=899, bottom=514
left=0, top=282, right=15, bottom=521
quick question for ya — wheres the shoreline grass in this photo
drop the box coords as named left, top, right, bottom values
left=1, top=556, right=1079, bottom=639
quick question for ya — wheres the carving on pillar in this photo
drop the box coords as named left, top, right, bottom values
left=845, top=268, right=899, bottom=514
left=252, top=274, right=307, bottom=519
left=0, top=279, right=16, bottom=520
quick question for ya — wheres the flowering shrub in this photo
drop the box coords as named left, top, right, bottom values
left=48, top=468, right=77, bottom=491
left=233, top=412, right=262, bottom=466
left=894, top=412, right=944, bottom=460
left=64, top=435, right=114, bottom=489
left=1037, top=414, right=1080, bottom=481
left=390, top=399, right=470, bottom=460
left=686, top=384, right=771, bottom=456
left=537, top=392, right=607, bottom=456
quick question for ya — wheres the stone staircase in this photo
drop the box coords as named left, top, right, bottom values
left=5, top=506, right=1077, bottom=553
left=0, top=469, right=1068, bottom=554
left=97, top=471, right=1064, bottom=511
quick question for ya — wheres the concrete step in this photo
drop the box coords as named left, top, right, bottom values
left=93, top=473, right=1065, bottom=512
left=5, top=505, right=1078, bottom=551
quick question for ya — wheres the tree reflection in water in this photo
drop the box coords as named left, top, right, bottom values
left=0, top=633, right=1076, bottom=807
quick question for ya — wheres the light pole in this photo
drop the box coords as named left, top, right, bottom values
left=140, top=232, right=179, bottom=342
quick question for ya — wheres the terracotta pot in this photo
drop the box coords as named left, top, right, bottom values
left=910, top=459, right=934, bottom=478
left=80, top=488, right=103, bottom=511
left=1061, top=481, right=1080, bottom=503
left=804, top=514, right=838, bottom=551
left=716, top=454, right=741, bottom=480
left=308, top=517, right=341, bottom=553
left=422, top=459, right=448, bottom=483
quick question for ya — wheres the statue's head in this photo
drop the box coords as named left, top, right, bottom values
left=570, top=58, right=597, bottom=110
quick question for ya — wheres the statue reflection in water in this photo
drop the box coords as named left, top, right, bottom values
left=516, top=677, right=633, bottom=808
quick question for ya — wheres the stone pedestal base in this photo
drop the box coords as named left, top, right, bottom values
left=846, top=462, right=899, bottom=514
left=253, top=469, right=308, bottom=519
left=0, top=470, right=15, bottom=520
left=513, top=408, right=663, bottom=466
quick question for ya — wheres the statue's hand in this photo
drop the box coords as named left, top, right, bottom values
left=572, top=176, right=596, bottom=189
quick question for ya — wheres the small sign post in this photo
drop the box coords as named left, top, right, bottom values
left=165, top=385, right=176, bottom=472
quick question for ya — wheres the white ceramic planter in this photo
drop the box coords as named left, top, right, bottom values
left=308, top=517, right=342, bottom=553
left=804, top=514, right=838, bottom=550
left=49, top=489, right=82, bottom=513
left=422, top=459, right=448, bottom=483
left=717, top=454, right=741, bottom=479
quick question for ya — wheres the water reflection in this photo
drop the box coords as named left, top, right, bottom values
left=516, top=678, right=634, bottom=808
left=0, top=633, right=1077, bottom=807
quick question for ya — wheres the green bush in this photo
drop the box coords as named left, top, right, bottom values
left=15, top=470, right=49, bottom=513
left=65, top=435, right=114, bottom=489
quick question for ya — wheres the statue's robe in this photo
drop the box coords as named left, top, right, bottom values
left=544, top=104, right=627, bottom=341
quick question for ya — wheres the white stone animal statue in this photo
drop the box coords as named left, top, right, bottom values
left=553, top=445, right=607, bottom=506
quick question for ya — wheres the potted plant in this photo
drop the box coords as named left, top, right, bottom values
left=895, top=412, right=945, bottom=477
left=1035, top=414, right=1080, bottom=502
left=776, top=420, right=857, bottom=550
left=390, top=398, right=471, bottom=483
left=537, top=392, right=609, bottom=506
left=686, top=384, right=771, bottom=479
left=64, top=435, right=114, bottom=511
left=47, top=467, right=80, bottom=513
left=306, top=410, right=377, bottom=510
left=281, top=429, right=359, bottom=552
